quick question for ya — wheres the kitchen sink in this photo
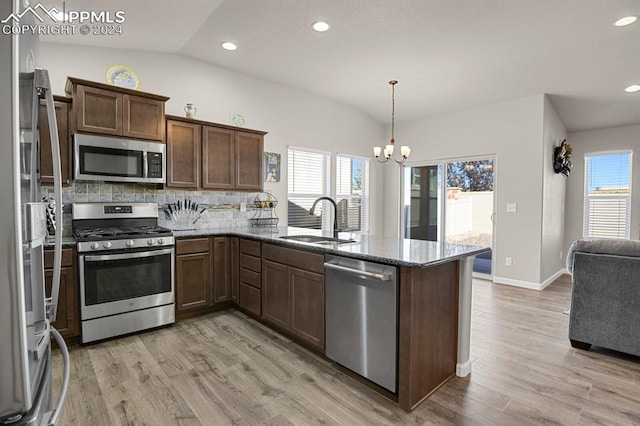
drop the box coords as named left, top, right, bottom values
left=279, top=235, right=356, bottom=245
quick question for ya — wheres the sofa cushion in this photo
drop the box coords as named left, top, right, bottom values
left=566, top=239, right=640, bottom=275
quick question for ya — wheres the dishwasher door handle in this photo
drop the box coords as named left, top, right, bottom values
left=324, top=262, right=392, bottom=281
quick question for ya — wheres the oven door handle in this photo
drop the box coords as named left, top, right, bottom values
left=84, top=248, right=174, bottom=262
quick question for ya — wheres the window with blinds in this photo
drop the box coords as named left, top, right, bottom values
left=583, top=152, right=632, bottom=239
left=287, top=147, right=331, bottom=229
left=336, top=155, right=370, bottom=233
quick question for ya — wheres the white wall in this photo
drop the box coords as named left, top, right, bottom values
left=540, top=96, right=567, bottom=282
left=38, top=42, right=385, bottom=234
left=383, top=95, right=545, bottom=284
left=564, top=124, right=640, bottom=254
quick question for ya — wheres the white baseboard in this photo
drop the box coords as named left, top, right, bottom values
left=540, top=268, right=569, bottom=290
left=456, top=360, right=472, bottom=377
left=493, top=268, right=568, bottom=291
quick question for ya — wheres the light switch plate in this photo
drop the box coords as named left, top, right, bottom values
left=506, top=203, right=517, bottom=213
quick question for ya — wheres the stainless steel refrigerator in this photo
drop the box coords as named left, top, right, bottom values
left=0, top=1, right=69, bottom=424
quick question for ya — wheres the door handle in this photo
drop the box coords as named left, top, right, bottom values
left=37, top=68, right=63, bottom=323
left=324, top=262, right=392, bottom=281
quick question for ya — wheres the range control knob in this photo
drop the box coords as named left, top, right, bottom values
left=90, top=242, right=100, bottom=250
left=126, top=240, right=135, bottom=248
left=103, top=241, right=112, bottom=249
left=157, top=238, right=165, bottom=245
left=147, top=239, right=155, bottom=246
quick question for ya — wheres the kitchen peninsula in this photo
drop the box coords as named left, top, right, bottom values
left=171, top=226, right=489, bottom=412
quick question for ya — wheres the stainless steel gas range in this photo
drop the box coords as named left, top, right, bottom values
left=72, top=202, right=175, bottom=343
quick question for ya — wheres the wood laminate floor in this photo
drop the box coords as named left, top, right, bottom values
left=52, top=275, right=640, bottom=425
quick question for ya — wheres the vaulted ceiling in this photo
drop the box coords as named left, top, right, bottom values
left=41, top=0, right=640, bottom=132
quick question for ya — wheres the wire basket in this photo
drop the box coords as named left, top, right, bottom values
left=250, top=217, right=279, bottom=227
left=251, top=192, right=279, bottom=227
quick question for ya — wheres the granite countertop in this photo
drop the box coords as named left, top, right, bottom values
left=44, top=227, right=489, bottom=267
left=173, top=226, right=490, bottom=268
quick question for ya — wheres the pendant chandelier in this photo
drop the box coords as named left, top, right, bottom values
left=373, top=80, right=410, bottom=164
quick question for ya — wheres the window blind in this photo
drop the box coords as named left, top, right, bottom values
left=287, top=147, right=330, bottom=229
left=336, top=155, right=370, bottom=233
left=583, top=152, right=632, bottom=239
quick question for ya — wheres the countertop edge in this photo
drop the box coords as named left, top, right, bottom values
left=46, top=229, right=490, bottom=268
left=172, top=228, right=490, bottom=268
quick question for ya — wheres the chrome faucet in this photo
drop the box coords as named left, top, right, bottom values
left=309, top=196, right=340, bottom=238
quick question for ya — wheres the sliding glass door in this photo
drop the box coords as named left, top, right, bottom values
left=403, top=157, right=495, bottom=277
left=402, top=164, right=441, bottom=241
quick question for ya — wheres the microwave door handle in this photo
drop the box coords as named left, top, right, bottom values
left=36, top=69, right=63, bottom=322
left=143, top=150, right=148, bottom=180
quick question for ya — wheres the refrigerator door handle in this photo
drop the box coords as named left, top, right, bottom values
left=37, top=68, right=63, bottom=322
left=46, top=327, right=70, bottom=426
left=32, top=321, right=50, bottom=361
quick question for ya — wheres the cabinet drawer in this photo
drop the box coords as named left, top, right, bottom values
left=44, top=248, right=74, bottom=269
left=263, top=244, right=324, bottom=274
left=176, top=238, right=209, bottom=255
left=240, top=267, right=261, bottom=289
left=239, top=253, right=261, bottom=273
left=240, top=239, right=261, bottom=257
left=239, top=282, right=261, bottom=316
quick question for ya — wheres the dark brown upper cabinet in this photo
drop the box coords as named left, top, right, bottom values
left=202, top=126, right=234, bottom=189
left=165, top=115, right=266, bottom=191
left=235, top=131, right=263, bottom=191
left=66, top=77, right=168, bottom=142
left=167, top=120, right=201, bottom=189
left=39, top=96, right=71, bottom=186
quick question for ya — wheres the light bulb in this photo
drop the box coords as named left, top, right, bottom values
left=401, top=146, right=411, bottom=158
left=385, top=144, right=394, bottom=155
left=373, top=147, right=382, bottom=157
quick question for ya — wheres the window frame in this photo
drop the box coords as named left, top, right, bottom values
left=582, top=150, right=633, bottom=239
left=335, top=153, right=370, bottom=234
left=287, top=146, right=332, bottom=231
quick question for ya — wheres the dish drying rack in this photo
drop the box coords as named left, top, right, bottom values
left=164, top=199, right=206, bottom=229
left=250, top=192, right=279, bottom=227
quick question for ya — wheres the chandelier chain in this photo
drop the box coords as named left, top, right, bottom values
left=391, top=82, right=395, bottom=143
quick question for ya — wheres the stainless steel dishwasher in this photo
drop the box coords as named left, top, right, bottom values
left=324, top=255, right=398, bottom=393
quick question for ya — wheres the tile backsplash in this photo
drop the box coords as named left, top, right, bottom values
left=41, top=182, right=266, bottom=236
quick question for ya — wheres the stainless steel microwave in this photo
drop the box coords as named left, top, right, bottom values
left=74, top=134, right=165, bottom=184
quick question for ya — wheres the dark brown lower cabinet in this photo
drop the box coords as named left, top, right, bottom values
left=238, top=239, right=262, bottom=315
left=290, top=268, right=324, bottom=349
left=261, top=260, right=290, bottom=329
left=230, top=237, right=239, bottom=303
left=261, top=246, right=325, bottom=350
left=211, top=237, right=231, bottom=304
left=44, top=248, right=79, bottom=339
left=238, top=282, right=261, bottom=316
left=175, top=238, right=211, bottom=311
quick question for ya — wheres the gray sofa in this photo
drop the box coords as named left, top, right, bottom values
left=566, top=239, right=640, bottom=357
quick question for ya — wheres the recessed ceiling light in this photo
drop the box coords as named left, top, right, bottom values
left=221, top=42, right=237, bottom=51
left=614, top=16, right=638, bottom=27
left=312, top=21, right=330, bottom=32
left=624, top=84, right=640, bottom=93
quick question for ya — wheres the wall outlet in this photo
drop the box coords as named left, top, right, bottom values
left=505, top=257, right=513, bottom=267
left=506, top=203, right=517, bottom=213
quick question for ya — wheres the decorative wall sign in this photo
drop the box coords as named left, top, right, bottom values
left=106, top=65, right=140, bottom=90
left=264, top=152, right=281, bottom=182
left=553, top=139, right=572, bottom=177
